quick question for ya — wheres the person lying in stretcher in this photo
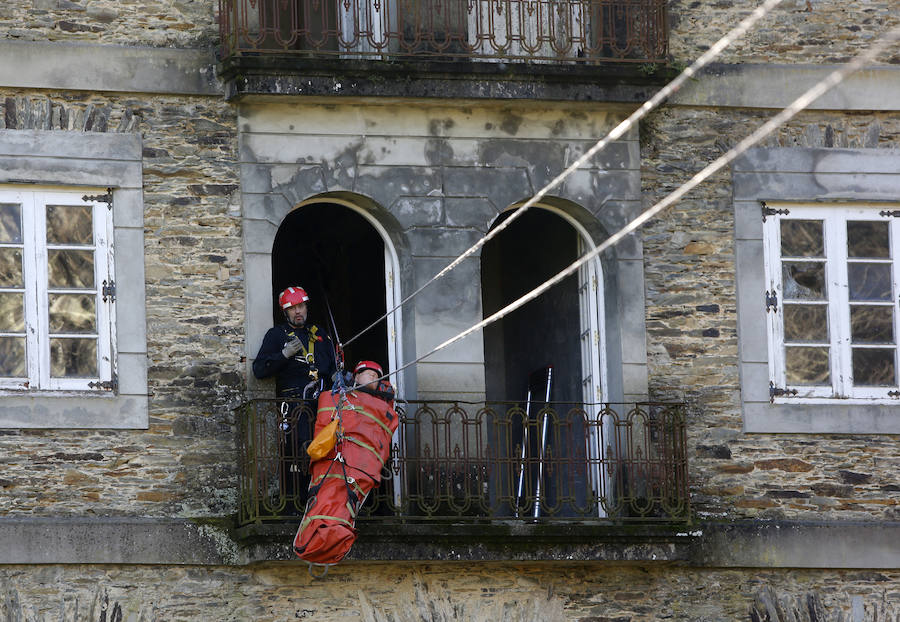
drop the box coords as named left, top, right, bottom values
left=351, top=359, right=394, bottom=405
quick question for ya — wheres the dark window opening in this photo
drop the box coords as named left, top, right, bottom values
left=481, top=208, right=590, bottom=517
left=272, top=203, right=389, bottom=374
left=482, top=208, right=582, bottom=404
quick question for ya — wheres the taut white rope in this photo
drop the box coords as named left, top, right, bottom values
left=343, top=0, right=787, bottom=348
left=379, top=24, right=900, bottom=384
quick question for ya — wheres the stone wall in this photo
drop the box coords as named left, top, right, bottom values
left=1, top=0, right=217, bottom=47
left=639, top=107, right=900, bottom=521
left=0, top=89, right=242, bottom=517
left=1, top=563, right=898, bottom=621
left=667, top=0, right=900, bottom=66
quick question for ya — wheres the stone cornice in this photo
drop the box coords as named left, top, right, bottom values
left=2, top=518, right=898, bottom=568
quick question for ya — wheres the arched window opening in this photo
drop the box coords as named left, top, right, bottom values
left=272, top=202, right=389, bottom=376
left=481, top=206, right=609, bottom=518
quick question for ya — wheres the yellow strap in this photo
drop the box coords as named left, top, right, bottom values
left=306, top=325, right=318, bottom=359
left=299, top=514, right=354, bottom=532
left=352, top=406, right=393, bottom=437
left=318, top=404, right=392, bottom=437
left=286, top=325, right=318, bottom=361
left=311, top=473, right=364, bottom=497
left=344, top=435, right=385, bottom=467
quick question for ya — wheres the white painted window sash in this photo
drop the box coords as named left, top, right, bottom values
left=0, top=188, right=114, bottom=393
left=840, top=210, right=899, bottom=399
left=765, top=203, right=900, bottom=402
left=0, top=191, right=37, bottom=389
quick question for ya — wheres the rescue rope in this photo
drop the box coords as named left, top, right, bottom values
left=341, top=0, right=787, bottom=350
left=369, top=23, right=900, bottom=389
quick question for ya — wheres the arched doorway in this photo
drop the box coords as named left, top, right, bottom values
left=481, top=205, right=609, bottom=518
left=481, top=205, right=606, bottom=406
left=271, top=200, right=402, bottom=387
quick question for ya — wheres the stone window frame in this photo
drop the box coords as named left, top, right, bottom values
left=733, top=147, right=900, bottom=434
left=0, top=129, right=148, bottom=429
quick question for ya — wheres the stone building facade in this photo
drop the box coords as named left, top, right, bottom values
left=0, top=0, right=898, bottom=619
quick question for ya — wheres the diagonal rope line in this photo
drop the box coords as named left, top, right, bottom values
left=377, top=24, right=900, bottom=386
left=341, top=0, right=787, bottom=349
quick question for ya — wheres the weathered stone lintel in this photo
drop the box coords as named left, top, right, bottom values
left=672, top=63, right=900, bottom=112
left=0, top=39, right=221, bottom=96
left=693, top=520, right=900, bottom=569
left=3, top=518, right=898, bottom=568
left=0, top=518, right=241, bottom=566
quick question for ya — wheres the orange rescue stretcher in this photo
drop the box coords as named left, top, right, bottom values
left=293, top=386, right=398, bottom=572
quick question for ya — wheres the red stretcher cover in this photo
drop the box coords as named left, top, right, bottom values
left=293, top=388, right=398, bottom=566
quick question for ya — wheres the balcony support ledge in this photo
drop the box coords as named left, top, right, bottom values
left=218, top=56, right=676, bottom=103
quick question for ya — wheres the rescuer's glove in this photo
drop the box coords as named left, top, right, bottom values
left=282, top=337, right=303, bottom=359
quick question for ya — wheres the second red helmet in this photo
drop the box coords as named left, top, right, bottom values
left=353, top=360, right=383, bottom=376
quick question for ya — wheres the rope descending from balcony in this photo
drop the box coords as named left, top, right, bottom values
left=365, top=22, right=900, bottom=391
left=342, top=0, right=787, bottom=351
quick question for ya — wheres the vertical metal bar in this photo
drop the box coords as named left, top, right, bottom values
left=514, top=387, right=533, bottom=517
left=532, top=366, right=552, bottom=518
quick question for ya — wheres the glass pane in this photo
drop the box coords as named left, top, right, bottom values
left=0, top=247, right=23, bottom=287
left=49, top=294, right=96, bottom=334
left=785, top=346, right=830, bottom=385
left=0, top=337, right=26, bottom=376
left=50, top=338, right=97, bottom=378
left=0, top=203, right=22, bottom=243
left=847, top=221, right=890, bottom=259
left=783, top=304, right=828, bottom=342
left=850, top=305, right=894, bottom=344
left=46, top=204, right=93, bottom=245
left=852, top=348, right=896, bottom=386
left=782, top=262, right=826, bottom=300
left=848, top=263, right=892, bottom=301
left=47, top=249, right=94, bottom=288
left=0, top=292, right=25, bottom=332
left=781, top=220, right=824, bottom=257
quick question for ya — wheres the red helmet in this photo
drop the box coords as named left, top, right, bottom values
left=353, top=360, right=383, bottom=376
left=278, top=286, right=309, bottom=310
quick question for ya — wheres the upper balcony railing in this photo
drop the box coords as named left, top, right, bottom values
left=236, top=398, right=689, bottom=526
left=219, top=0, right=668, bottom=64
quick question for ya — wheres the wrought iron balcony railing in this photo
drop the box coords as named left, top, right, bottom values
left=236, top=398, right=689, bottom=525
left=219, top=0, right=667, bottom=64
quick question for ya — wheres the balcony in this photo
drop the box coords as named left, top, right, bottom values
left=217, top=0, right=671, bottom=101
left=219, top=0, right=667, bottom=64
left=235, top=398, right=689, bottom=528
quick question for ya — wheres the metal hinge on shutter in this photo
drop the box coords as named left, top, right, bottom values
left=769, top=381, right=797, bottom=402
left=761, top=202, right=790, bottom=222
left=102, top=279, right=116, bottom=303
left=88, top=373, right=118, bottom=392
left=888, top=390, right=900, bottom=398
left=83, top=187, right=113, bottom=210
left=765, top=290, right=778, bottom=313
left=879, top=210, right=900, bottom=218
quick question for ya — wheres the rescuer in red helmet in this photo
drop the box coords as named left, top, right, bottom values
left=253, top=286, right=336, bottom=397
left=253, top=286, right=337, bottom=511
